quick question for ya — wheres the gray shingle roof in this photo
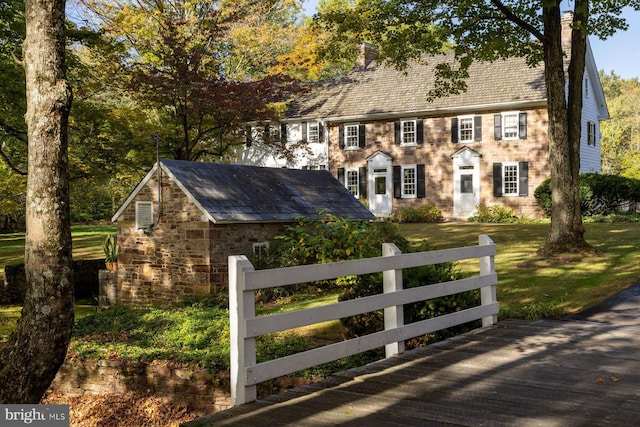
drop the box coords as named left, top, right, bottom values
left=160, top=159, right=374, bottom=223
left=287, top=53, right=547, bottom=120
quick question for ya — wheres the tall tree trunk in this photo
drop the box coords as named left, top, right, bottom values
left=0, top=0, right=74, bottom=403
left=539, top=3, right=594, bottom=256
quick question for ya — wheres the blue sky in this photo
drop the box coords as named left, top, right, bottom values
left=301, top=0, right=640, bottom=79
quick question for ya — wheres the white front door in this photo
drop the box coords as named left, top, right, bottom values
left=453, top=149, right=480, bottom=218
left=368, top=152, right=393, bottom=217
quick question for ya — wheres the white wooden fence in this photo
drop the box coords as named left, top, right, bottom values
left=229, top=234, right=498, bottom=406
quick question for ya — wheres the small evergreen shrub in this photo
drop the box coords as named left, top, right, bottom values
left=468, top=204, right=518, bottom=223
left=534, top=174, right=640, bottom=217
left=394, top=204, right=443, bottom=223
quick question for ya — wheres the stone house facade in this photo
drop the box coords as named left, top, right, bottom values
left=237, top=13, right=609, bottom=219
left=110, top=160, right=374, bottom=307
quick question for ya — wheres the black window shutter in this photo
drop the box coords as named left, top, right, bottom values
left=337, top=168, right=345, bottom=185
left=245, top=126, right=252, bottom=147
left=519, top=112, right=527, bottom=139
left=358, top=124, right=366, bottom=148
left=339, top=125, right=345, bottom=149
left=417, top=119, right=424, bottom=145
left=318, top=123, right=324, bottom=141
left=393, top=166, right=402, bottom=198
left=417, top=164, right=426, bottom=198
left=493, top=163, right=503, bottom=197
left=359, top=166, right=367, bottom=198
left=451, top=118, right=459, bottom=143
left=474, top=116, right=482, bottom=142
left=301, top=122, right=307, bottom=141
left=281, top=123, right=287, bottom=141
left=394, top=121, right=401, bottom=145
left=519, top=162, right=529, bottom=196
left=494, top=114, right=502, bottom=140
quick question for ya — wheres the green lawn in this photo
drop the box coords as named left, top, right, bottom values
left=399, top=222, right=640, bottom=319
left=0, top=224, right=117, bottom=282
left=2, top=222, right=639, bottom=365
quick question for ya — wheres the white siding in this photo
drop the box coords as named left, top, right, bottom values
left=234, top=122, right=328, bottom=170
left=580, top=73, right=602, bottom=173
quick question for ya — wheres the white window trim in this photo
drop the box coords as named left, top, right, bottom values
left=345, top=168, right=360, bottom=197
left=135, top=201, right=154, bottom=230
left=458, top=115, right=475, bottom=143
left=308, top=122, right=320, bottom=143
left=344, top=123, right=360, bottom=150
left=400, top=118, right=417, bottom=146
left=501, top=111, right=521, bottom=140
left=401, top=164, right=417, bottom=199
left=502, top=162, right=520, bottom=197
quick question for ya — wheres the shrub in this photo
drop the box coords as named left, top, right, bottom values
left=394, top=204, right=443, bottom=223
left=534, top=174, right=640, bottom=217
left=468, top=204, right=518, bottom=223
left=338, top=242, right=476, bottom=342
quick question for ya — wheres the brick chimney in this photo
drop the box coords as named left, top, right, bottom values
left=355, top=42, right=377, bottom=69
left=561, top=11, right=573, bottom=47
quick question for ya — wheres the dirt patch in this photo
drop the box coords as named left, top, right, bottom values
left=42, top=390, right=201, bottom=427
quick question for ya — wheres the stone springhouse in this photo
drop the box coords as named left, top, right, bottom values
left=109, top=159, right=374, bottom=307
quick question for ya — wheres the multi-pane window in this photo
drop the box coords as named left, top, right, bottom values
left=502, top=113, right=519, bottom=139
left=459, top=116, right=474, bottom=142
left=503, top=163, right=519, bottom=196
left=308, top=122, right=320, bottom=143
left=402, top=165, right=417, bottom=197
left=346, top=169, right=359, bottom=196
left=345, top=124, right=359, bottom=148
left=401, top=120, right=416, bottom=145
left=269, top=126, right=281, bottom=141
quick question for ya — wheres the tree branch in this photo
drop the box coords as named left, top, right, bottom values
left=489, top=0, right=546, bottom=42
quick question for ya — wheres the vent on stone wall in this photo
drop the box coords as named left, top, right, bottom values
left=136, top=201, right=154, bottom=230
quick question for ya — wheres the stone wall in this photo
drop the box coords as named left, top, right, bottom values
left=50, top=360, right=231, bottom=414
left=328, top=107, right=549, bottom=218
left=115, top=172, right=289, bottom=306
left=2, top=259, right=103, bottom=304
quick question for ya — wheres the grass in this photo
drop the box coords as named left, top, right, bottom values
left=0, top=224, right=117, bottom=282
left=400, top=222, right=640, bottom=319
left=1, top=221, right=640, bottom=371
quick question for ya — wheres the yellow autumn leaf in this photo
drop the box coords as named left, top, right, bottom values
left=611, top=376, right=620, bottom=382
left=596, top=377, right=604, bottom=383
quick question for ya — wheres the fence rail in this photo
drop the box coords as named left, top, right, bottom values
left=229, top=235, right=498, bottom=406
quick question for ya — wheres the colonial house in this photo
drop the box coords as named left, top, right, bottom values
left=109, top=160, right=374, bottom=306
left=237, top=13, right=609, bottom=219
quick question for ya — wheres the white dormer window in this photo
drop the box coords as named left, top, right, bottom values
left=136, top=201, right=153, bottom=230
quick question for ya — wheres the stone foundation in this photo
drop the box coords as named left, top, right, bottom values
left=50, top=360, right=232, bottom=414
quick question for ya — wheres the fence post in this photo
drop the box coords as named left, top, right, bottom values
left=383, top=242, right=404, bottom=357
left=479, top=235, right=498, bottom=327
left=229, top=255, right=256, bottom=406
